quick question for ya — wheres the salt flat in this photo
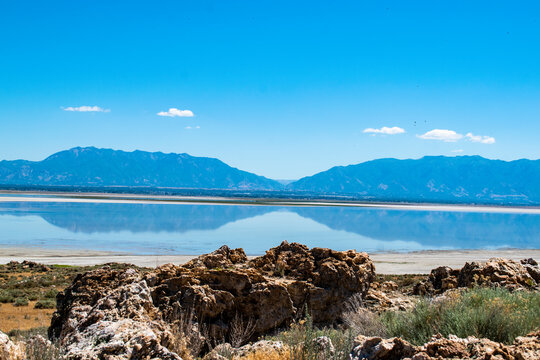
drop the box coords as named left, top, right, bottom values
left=1, top=192, right=540, bottom=213
left=1, top=246, right=538, bottom=274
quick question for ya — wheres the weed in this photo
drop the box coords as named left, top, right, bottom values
left=383, top=287, right=540, bottom=345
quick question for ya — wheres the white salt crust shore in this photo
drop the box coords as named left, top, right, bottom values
left=0, top=247, right=538, bottom=274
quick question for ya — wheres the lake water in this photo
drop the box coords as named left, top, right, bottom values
left=0, top=197, right=539, bottom=255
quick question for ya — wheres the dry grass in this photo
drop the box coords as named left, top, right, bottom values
left=0, top=301, right=54, bottom=333
left=170, top=309, right=205, bottom=360
left=229, top=313, right=257, bottom=347
left=233, top=349, right=292, bottom=360
left=342, top=294, right=387, bottom=337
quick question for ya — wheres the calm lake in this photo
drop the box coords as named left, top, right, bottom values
left=0, top=195, right=539, bottom=255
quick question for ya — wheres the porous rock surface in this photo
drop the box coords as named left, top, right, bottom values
left=49, top=241, right=375, bottom=358
left=350, top=331, right=540, bottom=360
left=0, top=331, right=24, bottom=360
left=49, top=267, right=181, bottom=359
left=414, top=258, right=539, bottom=295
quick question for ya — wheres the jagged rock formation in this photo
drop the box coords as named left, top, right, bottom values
left=364, top=281, right=416, bottom=312
left=148, top=241, right=374, bottom=338
left=49, top=242, right=375, bottom=358
left=414, top=258, right=539, bottom=295
left=248, top=241, right=375, bottom=323
left=350, top=331, right=540, bottom=360
left=49, top=268, right=181, bottom=359
left=0, top=331, right=24, bottom=360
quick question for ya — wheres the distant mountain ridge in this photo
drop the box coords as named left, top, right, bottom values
left=0, top=147, right=282, bottom=190
left=289, top=156, right=540, bottom=204
left=1, top=148, right=539, bottom=205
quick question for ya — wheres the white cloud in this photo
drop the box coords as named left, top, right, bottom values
left=185, top=125, right=200, bottom=130
left=63, top=105, right=109, bottom=112
left=418, top=129, right=463, bottom=142
left=451, top=149, right=464, bottom=153
left=363, top=126, right=405, bottom=135
left=465, top=133, right=495, bottom=144
left=157, top=108, right=194, bottom=117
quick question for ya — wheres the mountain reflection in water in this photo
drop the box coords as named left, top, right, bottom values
left=0, top=201, right=538, bottom=254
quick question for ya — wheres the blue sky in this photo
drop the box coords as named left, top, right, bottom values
left=1, top=1, right=539, bottom=179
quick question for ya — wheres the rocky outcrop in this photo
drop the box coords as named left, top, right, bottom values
left=311, top=336, right=335, bottom=359
left=0, top=331, right=24, bottom=360
left=49, top=242, right=375, bottom=358
left=512, top=330, right=540, bottom=360
left=414, top=258, right=539, bottom=295
left=364, top=281, right=416, bottom=312
left=350, top=335, right=417, bottom=360
left=182, top=245, right=248, bottom=270
left=146, top=241, right=374, bottom=340
left=6, top=260, right=50, bottom=272
left=249, top=241, right=375, bottom=323
left=49, top=267, right=181, bottom=359
left=350, top=331, right=540, bottom=360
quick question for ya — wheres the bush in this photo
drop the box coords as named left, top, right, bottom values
left=0, top=291, right=14, bottom=303
left=382, top=288, right=540, bottom=345
left=13, top=297, right=29, bottom=307
left=342, top=294, right=387, bottom=338
left=25, top=335, right=61, bottom=360
left=34, top=299, right=56, bottom=309
left=43, top=288, right=59, bottom=299
left=269, top=311, right=355, bottom=360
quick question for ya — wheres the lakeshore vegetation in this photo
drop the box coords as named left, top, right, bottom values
left=1, top=261, right=538, bottom=360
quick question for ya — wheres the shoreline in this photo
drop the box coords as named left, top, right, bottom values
left=1, top=246, right=539, bottom=274
left=2, top=191, right=539, bottom=274
left=1, top=190, right=540, bottom=213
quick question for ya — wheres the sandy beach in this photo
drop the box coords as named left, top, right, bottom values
left=1, top=246, right=539, bottom=274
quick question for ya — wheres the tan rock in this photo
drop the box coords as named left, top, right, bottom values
left=0, top=331, right=24, bottom=360
left=414, top=257, right=539, bottom=295
left=350, top=332, right=540, bottom=360
left=350, top=335, right=417, bottom=359
left=49, top=242, right=376, bottom=358
left=512, top=330, right=540, bottom=360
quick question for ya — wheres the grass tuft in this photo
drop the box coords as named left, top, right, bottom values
left=382, top=287, right=540, bottom=345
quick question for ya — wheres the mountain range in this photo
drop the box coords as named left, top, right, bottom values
left=290, top=156, right=540, bottom=204
left=1, top=147, right=539, bottom=205
left=0, top=147, right=279, bottom=190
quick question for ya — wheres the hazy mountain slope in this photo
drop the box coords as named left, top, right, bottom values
left=289, top=156, right=540, bottom=204
left=0, top=147, right=282, bottom=190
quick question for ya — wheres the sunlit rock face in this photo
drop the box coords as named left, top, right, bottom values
left=49, top=241, right=375, bottom=359
left=350, top=331, right=540, bottom=360
left=414, top=257, right=540, bottom=295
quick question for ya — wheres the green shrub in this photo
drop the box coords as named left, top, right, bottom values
left=382, top=288, right=540, bottom=345
left=13, top=297, right=29, bottom=307
left=269, top=311, right=355, bottom=360
left=43, top=288, right=59, bottom=299
left=34, top=299, right=56, bottom=309
left=0, top=291, right=14, bottom=303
